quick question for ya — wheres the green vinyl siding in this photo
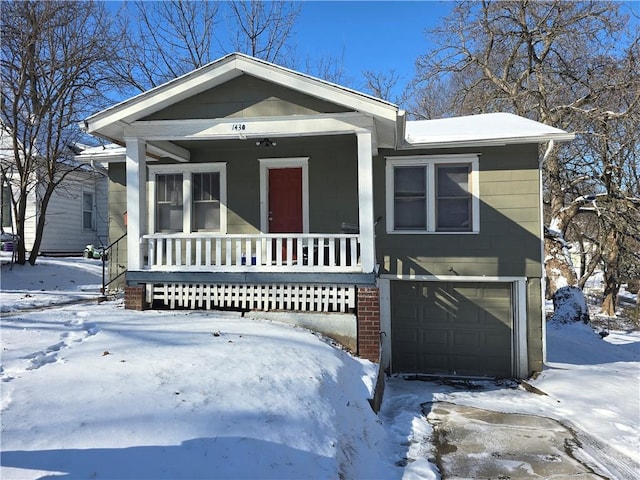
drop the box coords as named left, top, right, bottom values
left=376, top=144, right=543, bottom=279
left=144, top=74, right=351, bottom=121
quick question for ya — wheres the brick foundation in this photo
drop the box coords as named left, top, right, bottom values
left=357, top=286, right=380, bottom=361
left=124, top=285, right=146, bottom=311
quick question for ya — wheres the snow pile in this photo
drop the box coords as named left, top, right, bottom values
left=1, top=305, right=396, bottom=479
left=1, top=254, right=638, bottom=479
left=550, top=285, right=590, bottom=323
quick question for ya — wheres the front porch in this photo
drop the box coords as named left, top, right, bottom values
left=128, top=232, right=375, bottom=313
left=143, top=232, right=362, bottom=272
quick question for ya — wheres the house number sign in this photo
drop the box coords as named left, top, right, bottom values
left=231, top=123, right=247, bottom=131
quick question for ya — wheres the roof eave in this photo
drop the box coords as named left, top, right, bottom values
left=83, top=53, right=398, bottom=142
left=401, top=132, right=575, bottom=150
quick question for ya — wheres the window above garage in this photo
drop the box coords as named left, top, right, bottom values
left=385, top=155, right=479, bottom=234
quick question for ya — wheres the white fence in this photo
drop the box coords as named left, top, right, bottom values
left=142, top=233, right=361, bottom=272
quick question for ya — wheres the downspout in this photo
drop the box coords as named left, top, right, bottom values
left=540, top=140, right=554, bottom=365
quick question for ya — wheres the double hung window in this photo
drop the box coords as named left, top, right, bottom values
left=82, top=191, right=96, bottom=231
left=150, top=164, right=226, bottom=234
left=386, top=155, right=479, bottom=233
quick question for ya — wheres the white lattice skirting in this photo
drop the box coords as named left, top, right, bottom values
left=149, top=283, right=357, bottom=313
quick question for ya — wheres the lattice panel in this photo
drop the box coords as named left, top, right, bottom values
left=150, top=283, right=356, bottom=313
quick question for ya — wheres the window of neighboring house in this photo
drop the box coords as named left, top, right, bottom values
left=1, top=184, right=12, bottom=229
left=385, top=155, right=479, bottom=233
left=82, top=191, right=96, bottom=231
left=149, top=164, right=227, bottom=234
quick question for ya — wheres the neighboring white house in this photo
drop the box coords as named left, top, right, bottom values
left=0, top=126, right=108, bottom=255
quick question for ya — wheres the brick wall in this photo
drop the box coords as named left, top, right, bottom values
left=124, top=285, right=146, bottom=311
left=357, top=286, right=380, bottom=361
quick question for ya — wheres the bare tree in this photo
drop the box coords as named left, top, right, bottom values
left=111, top=0, right=220, bottom=95
left=302, top=48, right=351, bottom=86
left=227, top=1, right=300, bottom=65
left=362, top=69, right=404, bottom=104
left=1, top=0, right=116, bottom=265
left=111, top=1, right=300, bottom=96
left=412, top=0, right=640, bottom=321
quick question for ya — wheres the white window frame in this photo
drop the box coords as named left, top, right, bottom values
left=385, top=154, right=480, bottom=234
left=148, top=163, right=227, bottom=234
left=82, top=190, right=96, bottom=232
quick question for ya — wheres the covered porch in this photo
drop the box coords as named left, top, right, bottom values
left=121, top=122, right=381, bottom=313
left=122, top=112, right=382, bottom=277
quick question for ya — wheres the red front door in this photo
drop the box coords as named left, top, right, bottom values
left=268, top=167, right=303, bottom=261
left=268, top=167, right=303, bottom=233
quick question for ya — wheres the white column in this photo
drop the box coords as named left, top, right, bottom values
left=357, top=131, right=375, bottom=273
left=125, top=138, right=147, bottom=270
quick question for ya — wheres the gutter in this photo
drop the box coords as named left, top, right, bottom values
left=398, top=133, right=576, bottom=150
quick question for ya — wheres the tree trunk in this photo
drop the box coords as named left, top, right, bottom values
left=601, top=274, right=619, bottom=316
left=544, top=232, right=578, bottom=299
left=28, top=181, right=55, bottom=265
left=600, top=232, right=620, bottom=316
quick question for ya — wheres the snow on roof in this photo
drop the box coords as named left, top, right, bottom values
left=404, top=113, right=574, bottom=148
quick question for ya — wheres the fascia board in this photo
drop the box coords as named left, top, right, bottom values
left=236, top=58, right=398, bottom=121
left=84, top=53, right=398, bottom=139
left=400, top=132, right=575, bottom=150
left=85, top=66, right=241, bottom=134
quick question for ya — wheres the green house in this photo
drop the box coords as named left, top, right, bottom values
left=80, top=53, right=573, bottom=379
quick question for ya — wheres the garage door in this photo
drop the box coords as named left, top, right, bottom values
left=391, top=281, right=513, bottom=377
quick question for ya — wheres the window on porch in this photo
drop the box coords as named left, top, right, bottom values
left=149, top=163, right=227, bottom=234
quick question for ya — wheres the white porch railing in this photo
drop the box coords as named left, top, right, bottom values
left=142, top=233, right=361, bottom=272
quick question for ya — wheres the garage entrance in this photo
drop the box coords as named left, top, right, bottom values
left=391, top=281, right=514, bottom=377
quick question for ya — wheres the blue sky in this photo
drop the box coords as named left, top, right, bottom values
left=292, top=1, right=451, bottom=95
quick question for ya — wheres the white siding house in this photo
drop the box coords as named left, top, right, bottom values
left=1, top=127, right=108, bottom=255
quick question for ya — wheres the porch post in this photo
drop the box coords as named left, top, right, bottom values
left=357, top=131, right=375, bottom=273
left=125, top=138, right=147, bottom=270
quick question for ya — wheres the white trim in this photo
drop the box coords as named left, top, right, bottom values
left=385, top=154, right=480, bottom=234
left=380, top=274, right=526, bottom=283
left=357, top=131, right=376, bottom=273
left=513, top=278, right=529, bottom=378
left=84, top=53, right=397, bottom=134
left=148, top=162, right=227, bottom=235
left=124, top=113, right=376, bottom=142
left=538, top=151, right=548, bottom=365
left=259, top=158, right=309, bottom=234
left=382, top=274, right=529, bottom=379
left=126, top=138, right=146, bottom=270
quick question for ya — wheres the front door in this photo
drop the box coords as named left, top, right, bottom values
left=268, top=167, right=303, bottom=233
left=268, top=167, right=303, bottom=260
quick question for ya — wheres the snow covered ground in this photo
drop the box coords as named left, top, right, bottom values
left=1, top=254, right=639, bottom=479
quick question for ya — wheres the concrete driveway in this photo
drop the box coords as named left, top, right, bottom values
left=426, top=401, right=607, bottom=479
left=380, top=378, right=640, bottom=480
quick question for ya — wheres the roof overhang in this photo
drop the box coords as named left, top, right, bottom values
left=401, top=113, right=575, bottom=149
left=82, top=53, right=399, bottom=150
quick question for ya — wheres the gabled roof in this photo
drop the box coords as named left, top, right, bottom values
left=404, top=113, right=574, bottom=148
left=83, top=53, right=399, bottom=145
